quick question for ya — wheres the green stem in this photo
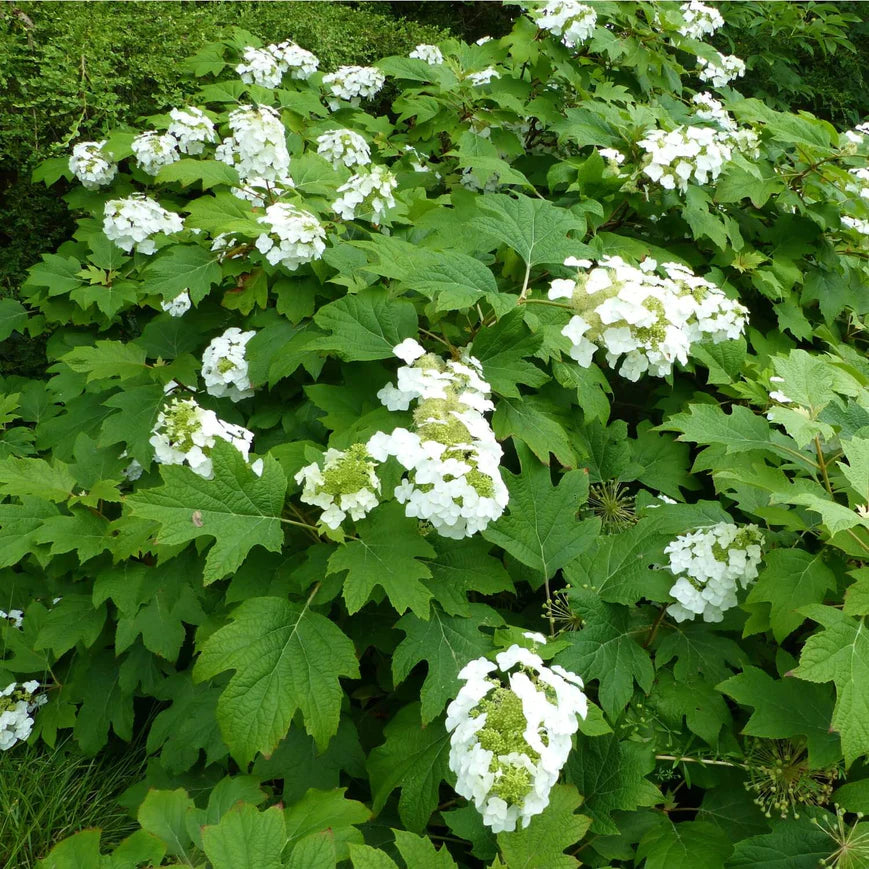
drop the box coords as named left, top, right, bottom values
left=518, top=262, right=532, bottom=302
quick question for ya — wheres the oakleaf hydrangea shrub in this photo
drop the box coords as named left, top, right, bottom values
left=7, top=4, right=869, bottom=866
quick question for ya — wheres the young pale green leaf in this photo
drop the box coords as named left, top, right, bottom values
left=367, top=703, right=451, bottom=833
left=194, top=595, right=359, bottom=763
left=137, top=788, right=195, bottom=859
left=845, top=567, right=869, bottom=617
left=393, top=829, right=458, bottom=867
left=37, top=830, right=104, bottom=869
left=349, top=844, right=398, bottom=869
left=127, top=443, right=287, bottom=584
left=285, top=832, right=337, bottom=869
left=0, top=456, right=75, bottom=502
left=201, top=803, right=285, bottom=869
left=327, top=502, right=435, bottom=618
left=495, top=784, right=591, bottom=869
left=839, top=436, right=869, bottom=504
left=283, top=788, right=369, bottom=860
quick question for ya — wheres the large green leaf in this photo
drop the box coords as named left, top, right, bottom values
left=637, top=819, right=732, bottom=869
left=140, top=245, right=223, bottom=303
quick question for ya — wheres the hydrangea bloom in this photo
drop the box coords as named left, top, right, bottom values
left=697, top=52, right=746, bottom=88
left=446, top=641, right=588, bottom=832
left=131, top=131, right=180, bottom=175
left=367, top=341, right=508, bottom=539
left=316, top=129, right=371, bottom=169
left=549, top=255, right=749, bottom=381
left=533, top=1, right=597, bottom=48
left=690, top=93, right=760, bottom=156
left=332, top=165, right=397, bottom=222
left=639, top=125, right=736, bottom=191
left=69, top=141, right=117, bottom=190
left=0, top=681, right=46, bottom=751
left=255, top=203, right=327, bottom=270
left=236, top=46, right=286, bottom=89
left=665, top=523, right=765, bottom=622
left=215, top=105, right=291, bottom=183
left=0, top=609, right=23, bottom=629
left=409, top=44, right=444, bottom=65
left=842, top=216, right=869, bottom=235
left=161, top=290, right=192, bottom=318
left=849, top=168, right=869, bottom=200
left=270, top=41, right=319, bottom=80
left=678, top=1, right=724, bottom=39
left=322, top=66, right=385, bottom=107
left=295, top=444, right=381, bottom=529
left=201, top=327, right=256, bottom=402
left=468, top=67, right=501, bottom=86
left=103, top=194, right=184, bottom=255
left=167, top=106, right=216, bottom=155
left=150, top=396, right=254, bottom=479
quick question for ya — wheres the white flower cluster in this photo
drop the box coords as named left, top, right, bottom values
left=446, top=641, right=588, bottom=833
left=409, top=44, right=444, bottom=65
left=201, top=327, right=256, bottom=402
left=849, top=168, right=869, bottom=200
left=103, top=194, right=183, bottom=255
left=367, top=340, right=508, bottom=539
left=255, top=202, right=327, bottom=270
left=131, top=131, right=180, bottom=176
left=150, top=396, right=254, bottom=479
left=842, top=215, right=869, bottom=235
left=69, top=141, right=118, bottom=190
left=161, top=290, right=192, bottom=318
left=691, top=92, right=760, bottom=156
left=468, top=67, right=501, bottom=86
left=316, top=129, right=371, bottom=169
left=295, top=444, right=381, bottom=529
left=533, top=0, right=597, bottom=48
left=215, top=105, right=291, bottom=184
left=549, top=255, right=749, bottom=381
left=678, top=1, right=724, bottom=39
left=332, top=165, right=397, bottom=222
left=0, top=681, right=46, bottom=751
left=235, top=42, right=319, bottom=87
left=167, top=106, right=216, bottom=155
left=697, top=52, right=746, bottom=88
left=665, top=523, right=764, bottom=622
left=322, top=66, right=385, bottom=107
left=0, top=608, right=23, bottom=629
left=639, top=125, right=735, bottom=192
left=271, top=40, right=320, bottom=79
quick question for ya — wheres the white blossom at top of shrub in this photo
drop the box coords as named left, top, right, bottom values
left=161, top=290, right=191, bottom=318
left=167, top=106, right=216, bottom=155
left=68, top=141, right=117, bottom=190
left=150, top=395, right=254, bottom=479
left=201, top=327, right=256, bottom=402
left=295, top=444, right=381, bottom=529
left=690, top=93, right=760, bottom=157
left=697, top=52, right=746, bottom=88
left=0, top=609, right=23, bottom=629
left=533, top=0, right=597, bottom=48
left=270, top=40, right=319, bottom=79
left=367, top=341, right=508, bottom=539
left=255, top=203, right=326, bottom=270
left=665, top=523, right=764, bottom=623
left=236, top=45, right=286, bottom=89
left=549, top=255, right=749, bottom=381
left=322, top=65, right=385, bottom=108
left=131, top=130, right=180, bottom=176
left=467, top=67, right=501, bottom=86
left=210, top=233, right=242, bottom=262
left=446, top=641, right=588, bottom=833
left=332, top=164, right=397, bottom=223
left=231, top=174, right=295, bottom=208
left=409, top=44, right=444, bottom=65
left=678, top=0, right=724, bottom=39
left=103, top=194, right=184, bottom=255
left=316, top=129, right=371, bottom=169
left=0, top=680, right=46, bottom=751
left=215, top=105, right=290, bottom=182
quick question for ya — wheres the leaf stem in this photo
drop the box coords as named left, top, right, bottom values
left=518, top=261, right=532, bottom=302
left=643, top=605, right=668, bottom=649
left=655, top=754, right=745, bottom=769
left=521, top=297, right=573, bottom=309
left=815, top=436, right=834, bottom=495
left=544, top=576, right=556, bottom=637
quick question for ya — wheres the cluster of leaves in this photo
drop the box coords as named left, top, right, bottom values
left=2, top=3, right=869, bottom=866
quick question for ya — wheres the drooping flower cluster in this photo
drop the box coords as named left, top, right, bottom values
left=167, top=106, right=216, bottom=155
left=68, top=141, right=118, bottom=189
left=316, top=129, right=371, bottom=169
left=533, top=0, right=597, bottom=49
left=201, top=327, right=256, bottom=402
left=295, top=444, right=381, bottom=529
left=161, top=290, right=192, bottom=318
left=103, top=194, right=184, bottom=255
left=150, top=395, right=254, bottom=479
left=255, top=202, right=327, bottom=270
left=0, top=608, right=23, bottom=629
left=367, top=340, right=508, bottom=539
left=322, top=65, right=385, bottom=107
left=678, top=0, right=724, bottom=39
left=697, top=52, right=746, bottom=88
left=131, top=131, right=180, bottom=176
left=665, top=523, right=765, bottom=622
left=271, top=41, right=320, bottom=79
left=639, top=125, right=735, bottom=191
left=468, top=67, right=501, bottom=86
left=446, top=641, right=588, bottom=833
left=332, top=165, right=397, bottom=222
left=215, top=105, right=291, bottom=184
left=409, top=44, right=444, bottom=65
left=549, top=255, right=749, bottom=381
left=235, top=41, right=319, bottom=87
left=691, top=92, right=760, bottom=156
left=0, top=681, right=46, bottom=751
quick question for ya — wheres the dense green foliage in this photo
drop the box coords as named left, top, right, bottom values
left=3, top=1, right=869, bottom=866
